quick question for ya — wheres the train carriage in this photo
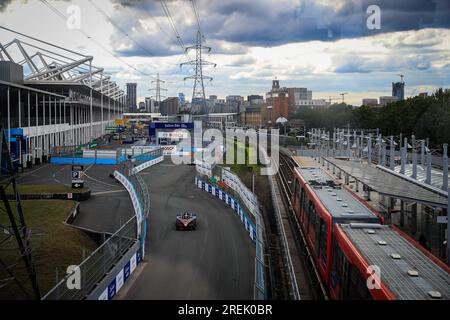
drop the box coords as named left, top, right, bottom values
left=292, top=166, right=381, bottom=284
left=331, top=223, right=450, bottom=300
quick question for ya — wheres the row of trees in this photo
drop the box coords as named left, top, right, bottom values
left=293, top=88, right=450, bottom=148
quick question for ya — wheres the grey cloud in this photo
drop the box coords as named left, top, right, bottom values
left=225, top=56, right=257, bottom=67
left=105, top=0, right=450, bottom=58
left=0, top=0, right=14, bottom=11
left=332, top=52, right=439, bottom=74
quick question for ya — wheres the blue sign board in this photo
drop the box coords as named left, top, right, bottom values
left=108, top=280, right=116, bottom=300
left=124, top=261, right=131, bottom=281
left=149, top=122, right=194, bottom=136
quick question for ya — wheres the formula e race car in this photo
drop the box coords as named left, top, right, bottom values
left=176, top=211, right=197, bottom=231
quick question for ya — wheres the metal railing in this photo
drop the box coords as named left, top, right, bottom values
left=42, top=146, right=159, bottom=300
left=42, top=216, right=137, bottom=300
left=116, top=155, right=152, bottom=220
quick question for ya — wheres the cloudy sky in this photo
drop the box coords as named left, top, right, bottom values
left=0, top=0, right=449, bottom=105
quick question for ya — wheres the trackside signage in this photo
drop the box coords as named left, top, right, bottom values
left=131, top=156, right=164, bottom=175
left=195, top=177, right=257, bottom=242
left=98, top=249, right=142, bottom=300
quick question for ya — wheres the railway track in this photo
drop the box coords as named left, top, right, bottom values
left=277, top=150, right=329, bottom=300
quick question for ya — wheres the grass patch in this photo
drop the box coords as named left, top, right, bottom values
left=5, top=184, right=88, bottom=195
left=224, top=138, right=262, bottom=175
left=0, top=200, right=97, bottom=300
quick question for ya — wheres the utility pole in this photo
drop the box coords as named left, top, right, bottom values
left=149, top=73, right=167, bottom=113
left=181, top=30, right=216, bottom=115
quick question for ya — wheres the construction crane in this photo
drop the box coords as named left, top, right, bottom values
left=340, top=92, right=348, bottom=103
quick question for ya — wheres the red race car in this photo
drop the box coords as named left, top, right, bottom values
left=176, top=211, right=198, bottom=231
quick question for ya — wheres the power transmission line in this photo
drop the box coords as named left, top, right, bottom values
left=87, top=0, right=156, bottom=58
left=159, top=0, right=186, bottom=51
left=39, top=0, right=155, bottom=78
left=190, top=0, right=202, bottom=33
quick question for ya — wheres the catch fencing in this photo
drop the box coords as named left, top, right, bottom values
left=195, top=172, right=267, bottom=300
left=42, top=148, right=158, bottom=300
left=41, top=216, right=137, bottom=300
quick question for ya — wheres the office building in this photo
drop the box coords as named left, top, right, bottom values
left=362, top=98, right=379, bottom=106
left=160, top=97, right=180, bottom=116
left=239, top=105, right=263, bottom=129
left=247, top=95, right=264, bottom=104
left=264, top=79, right=289, bottom=125
left=126, top=83, right=137, bottom=112
left=379, top=96, right=398, bottom=106
left=179, top=93, right=186, bottom=105
left=392, top=81, right=405, bottom=101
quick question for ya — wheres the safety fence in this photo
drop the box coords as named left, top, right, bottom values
left=195, top=176, right=267, bottom=300
left=195, top=177, right=257, bottom=241
left=42, top=149, right=158, bottom=300
left=88, top=241, right=142, bottom=300
left=42, top=216, right=138, bottom=300
left=130, top=156, right=164, bottom=175
left=115, top=154, right=152, bottom=255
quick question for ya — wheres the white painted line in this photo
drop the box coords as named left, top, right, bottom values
left=83, top=171, right=119, bottom=188
left=52, top=165, right=67, bottom=184
left=17, top=163, right=50, bottom=180
left=91, top=189, right=126, bottom=196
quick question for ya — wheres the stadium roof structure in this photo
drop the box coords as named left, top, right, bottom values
left=0, top=30, right=124, bottom=100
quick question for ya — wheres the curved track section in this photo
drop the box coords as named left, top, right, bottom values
left=124, top=159, right=255, bottom=300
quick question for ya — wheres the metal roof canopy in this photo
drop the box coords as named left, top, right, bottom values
left=324, top=157, right=448, bottom=208
left=0, top=29, right=124, bottom=100
left=0, top=80, right=66, bottom=98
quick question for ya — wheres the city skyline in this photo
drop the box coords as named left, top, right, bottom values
left=0, top=0, right=449, bottom=105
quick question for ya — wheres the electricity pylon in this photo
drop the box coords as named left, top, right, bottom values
left=180, top=30, right=216, bottom=114
left=149, top=73, right=167, bottom=113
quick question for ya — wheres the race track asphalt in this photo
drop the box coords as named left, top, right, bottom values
left=16, top=163, right=133, bottom=233
left=124, top=159, right=255, bottom=300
